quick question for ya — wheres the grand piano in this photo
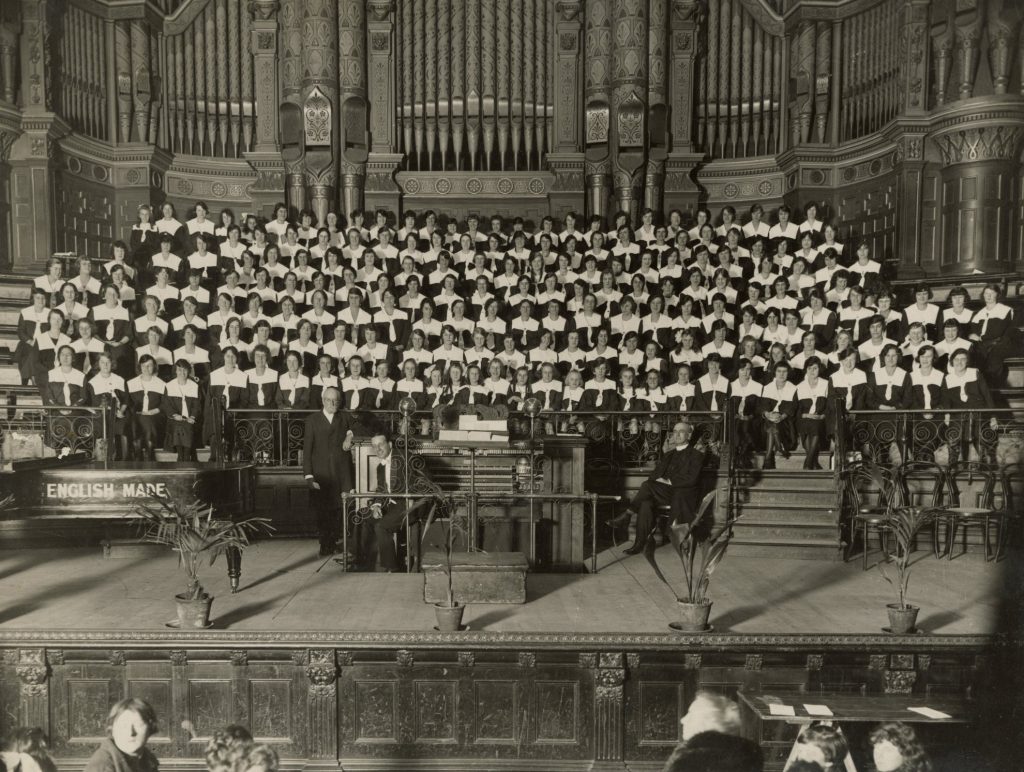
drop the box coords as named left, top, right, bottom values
left=0, top=459, right=256, bottom=590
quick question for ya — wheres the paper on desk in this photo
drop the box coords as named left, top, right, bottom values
left=803, top=704, right=834, bottom=717
left=768, top=703, right=796, bottom=716
left=907, top=707, right=952, bottom=719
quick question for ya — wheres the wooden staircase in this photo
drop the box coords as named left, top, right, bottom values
left=728, top=458, right=843, bottom=561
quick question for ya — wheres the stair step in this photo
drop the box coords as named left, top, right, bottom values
left=733, top=508, right=838, bottom=524
left=735, top=491, right=837, bottom=507
left=728, top=543, right=844, bottom=561
left=732, top=525, right=838, bottom=541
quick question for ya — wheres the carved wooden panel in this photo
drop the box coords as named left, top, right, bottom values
left=187, top=679, right=233, bottom=740
left=413, top=680, right=457, bottom=744
left=67, top=679, right=111, bottom=742
left=249, top=679, right=293, bottom=742
left=535, top=681, right=579, bottom=743
left=353, top=680, right=399, bottom=742
left=125, top=679, right=173, bottom=741
left=472, top=680, right=518, bottom=743
left=637, top=681, right=684, bottom=746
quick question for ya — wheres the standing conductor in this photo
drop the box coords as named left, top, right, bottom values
left=303, top=386, right=355, bottom=556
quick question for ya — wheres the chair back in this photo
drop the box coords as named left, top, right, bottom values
left=946, top=460, right=998, bottom=511
left=896, top=460, right=947, bottom=510
left=847, top=460, right=902, bottom=515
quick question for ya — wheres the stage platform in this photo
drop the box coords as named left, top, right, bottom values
left=0, top=543, right=1015, bottom=772
left=0, top=539, right=1005, bottom=636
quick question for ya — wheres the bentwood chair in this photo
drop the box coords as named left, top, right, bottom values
left=845, top=460, right=902, bottom=570
left=891, top=461, right=948, bottom=559
left=941, top=461, right=1006, bottom=561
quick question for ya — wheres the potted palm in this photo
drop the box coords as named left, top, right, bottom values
left=134, top=496, right=272, bottom=628
left=645, top=490, right=734, bottom=632
left=880, top=504, right=939, bottom=634
left=421, top=497, right=466, bottom=631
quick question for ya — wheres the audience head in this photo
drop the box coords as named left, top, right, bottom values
left=869, top=721, right=931, bottom=772
left=662, top=731, right=763, bottom=772
left=790, top=722, right=849, bottom=771
left=680, top=691, right=741, bottom=741
left=106, top=697, right=158, bottom=756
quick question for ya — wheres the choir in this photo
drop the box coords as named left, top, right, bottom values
left=14, top=201, right=1015, bottom=466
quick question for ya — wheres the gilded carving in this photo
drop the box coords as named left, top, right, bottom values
left=337, top=651, right=353, bottom=666
left=230, top=650, right=248, bottom=666
left=46, top=650, right=65, bottom=666
left=307, top=649, right=337, bottom=693
left=109, top=651, right=126, bottom=666
left=304, top=87, right=332, bottom=145
left=517, top=652, right=536, bottom=668
left=884, top=670, right=917, bottom=695
left=868, top=654, right=888, bottom=671
left=458, top=652, right=475, bottom=667
left=396, top=650, right=414, bottom=667
left=684, top=654, right=701, bottom=669
left=578, top=653, right=597, bottom=668
left=556, top=0, right=581, bottom=21
left=745, top=654, right=764, bottom=670
left=806, top=654, right=823, bottom=671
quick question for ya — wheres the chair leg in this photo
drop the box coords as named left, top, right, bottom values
left=946, top=520, right=958, bottom=560
left=983, top=518, right=992, bottom=562
left=862, top=522, right=870, bottom=571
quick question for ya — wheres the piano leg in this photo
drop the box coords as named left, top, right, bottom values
left=226, top=546, right=242, bottom=593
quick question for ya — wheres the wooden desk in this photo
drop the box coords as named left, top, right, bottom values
left=738, top=690, right=972, bottom=771
left=0, top=461, right=257, bottom=590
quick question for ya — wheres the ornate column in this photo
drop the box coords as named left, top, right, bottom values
left=894, top=133, right=927, bottom=278
left=898, top=0, right=930, bottom=115
left=279, top=0, right=305, bottom=215
left=364, top=0, right=402, bottom=216
left=244, top=0, right=285, bottom=218
left=298, top=0, right=339, bottom=223
left=337, top=0, right=368, bottom=218
left=16, top=649, right=50, bottom=733
left=584, top=0, right=612, bottom=219
left=591, top=652, right=626, bottom=768
left=930, top=119, right=1024, bottom=274
left=610, top=0, right=647, bottom=220
left=305, top=650, right=339, bottom=759
left=547, top=1, right=585, bottom=214
left=644, top=0, right=668, bottom=212
left=664, top=0, right=702, bottom=213
left=9, top=0, right=65, bottom=269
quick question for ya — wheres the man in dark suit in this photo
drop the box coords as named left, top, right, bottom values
left=368, top=432, right=432, bottom=572
left=302, top=386, right=355, bottom=557
left=613, top=421, right=706, bottom=555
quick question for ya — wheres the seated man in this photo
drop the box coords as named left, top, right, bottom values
left=611, top=420, right=706, bottom=555
left=367, top=432, right=434, bottom=572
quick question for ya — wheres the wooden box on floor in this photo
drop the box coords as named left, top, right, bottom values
left=422, top=550, right=528, bottom=604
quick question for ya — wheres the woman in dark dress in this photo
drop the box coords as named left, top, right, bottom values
left=83, top=698, right=159, bottom=772
left=127, top=355, right=166, bottom=460
left=905, top=344, right=945, bottom=461
left=942, top=348, right=999, bottom=464
left=15, top=289, right=51, bottom=384
left=760, top=361, right=797, bottom=469
left=163, top=359, right=201, bottom=461
left=969, top=283, right=1017, bottom=386
left=86, top=351, right=129, bottom=461
left=795, top=357, right=831, bottom=469
left=865, top=344, right=910, bottom=464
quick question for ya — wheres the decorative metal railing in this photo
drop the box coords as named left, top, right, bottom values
left=0, top=403, right=108, bottom=467
left=842, top=408, right=1024, bottom=469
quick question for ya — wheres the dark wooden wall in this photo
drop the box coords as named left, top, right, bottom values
left=0, top=637, right=993, bottom=770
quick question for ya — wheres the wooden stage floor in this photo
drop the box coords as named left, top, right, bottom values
left=0, top=540, right=1010, bottom=637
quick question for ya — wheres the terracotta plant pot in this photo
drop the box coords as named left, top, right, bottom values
left=677, top=600, right=712, bottom=632
left=886, top=603, right=919, bottom=634
left=434, top=602, right=465, bottom=632
left=175, top=593, right=213, bottom=628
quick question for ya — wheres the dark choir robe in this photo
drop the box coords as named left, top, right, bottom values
left=907, top=369, right=944, bottom=411
left=531, top=380, right=563, bottom=412
left=665, top=382, right=697, bottom=412
left=580, top=378, right=618, bottom=410
left=867, top=367, right=910, bottom=411
left=341, top=376, right=373, bottom=410
left=395, top=378, right=427, bottom=409
left=162, top=377, right=201, bottom=450
left=373, top=310, right=411, bottom=348
left=127, top=375, right=166, bottom=451
left=454, top=384, right=490, bottom=408
left=45, top=366, right=86, bottom=407
left=246, top=368, right=280, bottom=409
left=16, top=306, right=49, bottom=381
left=694, top=374, right=730, bottom=412
left=365, top=377, right=396, bottom=411
left=276, top=372, right=311, bottom=410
